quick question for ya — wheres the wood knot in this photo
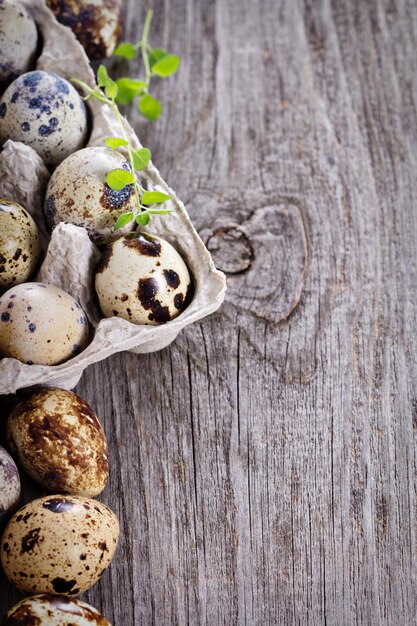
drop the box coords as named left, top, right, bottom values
left=207, top=227, right=254, bottom=274
left=204, top=202, right=308, bottom=323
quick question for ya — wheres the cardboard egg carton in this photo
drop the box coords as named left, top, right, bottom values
left=0, top=0, right=226, bottom=394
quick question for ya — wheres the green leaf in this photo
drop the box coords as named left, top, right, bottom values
left=141, top=190, right=171, bottom=205
left=106, top=169, right=135, bottom=190
left=114, top=212, right=134, bottom=230
left=105, top=137, right=129, bottom=149
left=97, top=64, right=109, bottom=87
left=136, top=212, right=150, bottom=226
left=97, top=65, right=118, bottom=99
left=117, top=78, right=148, bottom=91
left=138, top=94, right=162, bottom=121
left=105, top=78, right=118, bottom=100
left=148, top=48, right=167, bottom=68
left=115, top=78, right=147, bottom=105
left=132, top=148, right=151, bottom=171
left=152, top=54, right=180, bottom=77
left=114, top=42, right=137, bottom=59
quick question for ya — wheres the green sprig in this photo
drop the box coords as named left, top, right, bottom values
left=113, top=9, right=180, bottom=120
left=72, top=67, right=174, bottom=231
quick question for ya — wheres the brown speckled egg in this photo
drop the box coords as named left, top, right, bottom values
left=45, top=147, right=136, bottom=245
left=95, top=232, right=192, bottom=325
left=0, top=1, right=38, bottom=85
left=0, top=445, right=20, bottom=528
left=0, top=197, right=41, bottom=291
left=0, top=71, right=88, bottom=166
left=1, top=495, right=119, bottom=596
left=0, top=282, right=89, bottom=365
left=46, top=0, right=122, bottom=60
left=4, top=594, right=111, bottom=625
left=7, top=388, right=108, bottom=496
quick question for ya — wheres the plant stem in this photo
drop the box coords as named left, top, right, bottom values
left=111, top=102, right=142, bottom=211
left=136, top=9, right=153, bottom=89
left=72, top=78, right=147, bottom=216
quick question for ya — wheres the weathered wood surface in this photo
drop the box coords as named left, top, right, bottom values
left=1, top=0, right=417, bottom=623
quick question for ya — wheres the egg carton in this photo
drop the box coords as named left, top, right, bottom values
left=0, top=0, right=226, bottom=394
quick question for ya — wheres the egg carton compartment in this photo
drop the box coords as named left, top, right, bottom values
left=0, top=0, right=226, bottom=394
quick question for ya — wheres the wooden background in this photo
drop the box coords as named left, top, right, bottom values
left=1, top=0, right=417, bottom=623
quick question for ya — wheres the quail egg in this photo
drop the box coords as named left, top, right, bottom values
left=1, top=494, right=119, bottom=595
left=0, top=282, right=90, bottom=365
left=45, top=146, right=136, bottom=245
left=8, top=387, right=109, bottom=496
left=95, top=232, right=192, bottom=324
left=4, top=594, right=111, bottom=626
left=46, top=0, right=122, bottom=60
left=0, top=197, right=41, bottom=291
left=0, top=1, right=38, bottom=85
left=0, top=445, right=20, bottom=528
left=0, top=70, right=88, bottom=166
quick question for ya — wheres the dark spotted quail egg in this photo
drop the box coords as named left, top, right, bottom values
left=0, top=197, right=41, bottom=291
left=8, top=387, right=109, bottom=497
left=1, top=494, right=119, bottom=595
left=4, top=594, right=111, bottom=626
left=0, top=282, right=89, bottom=365
left=46, top=0, right=123, bottom=60
left=0, top=1, right=38, bottom=85
left=0, top=70, right=88, bottom=166
left=0, top=445, right=20, bottom=528
left=95, top=232, right=192, bottom=325
left=45, top=146, right=136, bottom=245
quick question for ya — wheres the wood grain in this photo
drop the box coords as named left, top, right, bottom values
left=1, top=0, right=417, bottom=623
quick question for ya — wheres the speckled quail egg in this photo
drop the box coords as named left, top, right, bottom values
left=0, top=1, right=38, bottom=85
left=0, top=282, right=89, bottom=365
left=1, top=494, right=119, bottom=595
left=0, top=445, right=20, bottom=528
left=45, top=146, right=137, bottom=245
left=0, top=70, right=88, bottom=166
left=46, top=0, right=122, bottom=60
left=0, top=197, right=41, bottom=291
left=4, top=594, right=111, bottom=626
left=95, top=232, right=192, bottom=325
left=7, top=388, right=108, bottom=496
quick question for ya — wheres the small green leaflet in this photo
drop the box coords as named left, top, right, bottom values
left=136, top=213, right=150, bottom=226
left=138, top=94, right=162, bottom=120
left=148, top=48, right=167, bottom=68
left=132, top=148, right=151, bottom=171
left=105, top=137, right=129, bottom=149
left=114, top=42, right=137, bottom=59
left=116, top=78, right=147, bottom=105
left=152, top=54, right=180, bottom=77
left=114, top=212, right=134, bottom=230
left=97, top=65, right=118, bottom=99
left=106, top=169, right=135, bottom=190
left=105, top=79, right=118, bottom=100
left=141, top=190, right=171, bottom=205
left=97, top=64, right=110, bottom=87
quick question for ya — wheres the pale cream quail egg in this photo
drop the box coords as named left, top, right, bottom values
left=46, top=0, right=122, bottom=60
left=0, top=70, right=88, bottom=166
left=0, top=197, right=41, bottom=291
left=0, top=0, right=38, bottom=85
left=4, top=594, right=111, bottom=626
left=45, top=146, right=136, bottom=245
left=1, top=494, right=119, bottom=595
left=0, top=282, right=90, bottom=365
left=8, top=387, right=109, bottom=496
left=0, top=444, right=20, bottom=528
left=95, top=232, right=192, bottom=324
